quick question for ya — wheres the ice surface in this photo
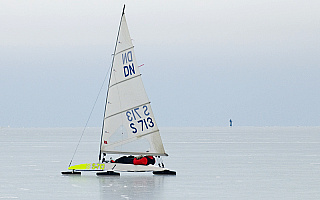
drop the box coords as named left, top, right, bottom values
left=0, top=127, right=320, bottom=199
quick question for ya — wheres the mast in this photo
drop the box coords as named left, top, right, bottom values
left=99, top=4, right=126, bottom=161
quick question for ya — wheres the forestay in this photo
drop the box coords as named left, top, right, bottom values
left=100, top=11, right=167, bottom=158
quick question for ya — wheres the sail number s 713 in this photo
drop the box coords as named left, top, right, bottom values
left=126, top=105, right=154, bottom=133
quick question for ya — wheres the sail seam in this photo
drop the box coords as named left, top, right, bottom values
left=115, top=46, right=134, bottom=56
left=105, top=102, right=151, bottom=119
left=103, top=129, right=159, bottom=151
left=108, top=129, right=158, bottom=147
left=109, top=74, right=141, bottom=88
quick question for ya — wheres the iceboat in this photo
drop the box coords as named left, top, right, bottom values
left=62, top=5, right=176, bottom=176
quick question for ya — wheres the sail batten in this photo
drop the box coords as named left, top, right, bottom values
left=105, top=129, right=159, bottom=148
left=105, top=102, right=151, bottom=119
left=136, top=129, right=159, bottom=138
left=100, top=11, right=166, bottom=159
left=109, top=74, right=141, bottom=88
left=115, top=46, right=134, bottom=56
left=105, top=130, right=159, bottom=152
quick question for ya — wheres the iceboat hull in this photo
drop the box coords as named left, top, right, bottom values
left=68, top=162, right=173, bottom=173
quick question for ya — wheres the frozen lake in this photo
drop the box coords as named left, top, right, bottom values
left=1, top=127, right=320, bottom=199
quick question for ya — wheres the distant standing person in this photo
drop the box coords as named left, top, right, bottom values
left=230, top=119, right=232, bottom=127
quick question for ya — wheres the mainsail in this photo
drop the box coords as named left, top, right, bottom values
left=99, top=8, right=167, bottom=160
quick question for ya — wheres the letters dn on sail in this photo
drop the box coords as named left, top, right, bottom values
left=122, top=51, right=135, bottom=77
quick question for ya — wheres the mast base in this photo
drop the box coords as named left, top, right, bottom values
left=96, top=171, right=120, bottom=176
left=153, top=170, right=176, bottom=175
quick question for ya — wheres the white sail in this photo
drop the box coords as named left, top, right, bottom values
left=100, top=11, right=167, bottom=157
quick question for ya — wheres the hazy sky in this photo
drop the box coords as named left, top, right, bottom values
left=1, top=0, right=319, bottom=127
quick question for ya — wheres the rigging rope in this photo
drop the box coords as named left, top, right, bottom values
left=68, top=65, right=111, bottom=167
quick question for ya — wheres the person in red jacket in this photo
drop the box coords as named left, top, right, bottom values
left=111, top=156, right=134, bottom=164
left=133, top=156, right=155, bottom=165
left=110, top=155, right=155, bottom=165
